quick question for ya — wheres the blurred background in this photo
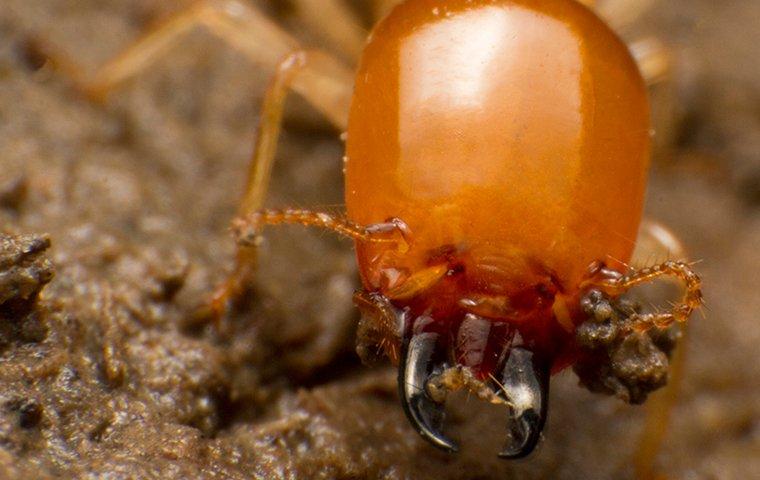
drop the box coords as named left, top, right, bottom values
left=0, top=0, right=758, bottom=478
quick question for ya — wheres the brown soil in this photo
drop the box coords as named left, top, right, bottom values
left=0, top=1, right=758, bottom=478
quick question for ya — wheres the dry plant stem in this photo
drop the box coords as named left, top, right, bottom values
left=594, top=261, right=703, bottom=334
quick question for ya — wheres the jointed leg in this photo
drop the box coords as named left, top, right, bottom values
left=631, top=219, right=687, bottom=267
left=613, top=220, right=691, bottom=479
left=208, top=47, right=354, bottom=319
left=27, top=0, right=353, bottom=129
left=584, top=1, right=670, bottom=86
left=233, top=208, right=409, bottom=250
left=628, top=36, right=676, bottom=160
left=593, top=261, right=703, bottom=334
left=232, top=46, right=400, bottom=249
left=629, top=37, right=671, bottom=87
left=372, top=0, right=402, bottom=21
left=634, top=325, right=687, bottom=480
left=26, top=1, right=355, bottom=322
left=290, top=0, right=367, bottom=61
left=27, top=1, right=290, bottom=99
left=238, top=49, right=352, bottom=219
left=212, top=206, right=409, bottom=321
left=595, top=0, right=657, bottom=31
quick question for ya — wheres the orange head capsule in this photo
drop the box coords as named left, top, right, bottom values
left=346, top=0, right=650, bottom=456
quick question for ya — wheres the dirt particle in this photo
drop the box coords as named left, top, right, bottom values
left=17, top=400, right=42, bottom=429
left=0, top=234, right=53, bottom=314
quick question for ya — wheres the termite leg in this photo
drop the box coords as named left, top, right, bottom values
left=634, top=325, right=688, bottom=480
left=372, top=0, right=403, bottom=21
left=595, top=0, right=657, bottom=31
left=213, top=206, right=408, bottom=323
left=201, top=46, right=350, bottom=322
left=628, top=220, right=689, bottom=480
left=24, top=1, right=286, bottom=100
left=289, top=0, right=366, bottom=61
left=630, top=37, right=671, bottom=87
left=584, top=256, right=702, bottom=477
left=236, top=49, right=352, bottom=222
left=232, top=208, right=409, bottom=251
left=632, top=219, right=687, bottom=267
left=23, top=0, right=353, bottom=128
left=583, top=0, right=675, bottom=156
left=592, top=260, right=703, bottom=334
left=629, top=36, right=677, bottom=160
left=575, top=4, right=671, bottom=86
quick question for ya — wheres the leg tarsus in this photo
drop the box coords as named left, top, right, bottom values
left=591, top=261, right=703, bottom=334
left=205, top=245, right=257, bottom=327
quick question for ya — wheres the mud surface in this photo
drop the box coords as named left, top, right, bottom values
left=0, top=1, right=758, bottom=478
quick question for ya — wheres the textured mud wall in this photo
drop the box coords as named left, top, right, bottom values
left=0, top=1, right=758, bottom=478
